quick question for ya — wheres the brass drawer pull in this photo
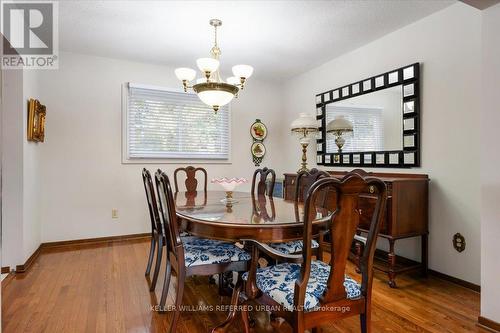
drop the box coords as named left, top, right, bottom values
left=369, top=185, right=375, bottom=194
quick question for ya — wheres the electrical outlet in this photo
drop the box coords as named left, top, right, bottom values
left=453, top=233, right=465, bottom=252
left=112, top=209, right=118, bottom=219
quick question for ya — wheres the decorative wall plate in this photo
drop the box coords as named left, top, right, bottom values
left=251, top=142, right=266, bottom=158
left=250, top=119, right=267, bottom=166
left=250, top=120, right=267, bottom=140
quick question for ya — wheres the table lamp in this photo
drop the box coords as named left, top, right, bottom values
left=290, top=113, right=318, bottom=172
left=326, top=115, right=354, bottom=154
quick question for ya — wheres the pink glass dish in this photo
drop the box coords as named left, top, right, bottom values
left=211, top=177, right=248, bottom=203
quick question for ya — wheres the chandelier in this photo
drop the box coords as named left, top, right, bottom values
left=174, top=19, right=253, bottom=113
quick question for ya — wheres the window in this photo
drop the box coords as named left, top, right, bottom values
left=124, top=83, right=230, bottom=161
left=325, top=105, right=384, bottom=153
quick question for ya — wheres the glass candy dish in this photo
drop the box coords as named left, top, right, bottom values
left=211, top=177, right=248, bottom=204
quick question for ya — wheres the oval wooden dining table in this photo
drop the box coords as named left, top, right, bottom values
left=174, top=190, right=330, bottom=243
left=174, top=190, right=332, bottom=332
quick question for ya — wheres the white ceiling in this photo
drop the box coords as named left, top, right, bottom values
left=59, top=0, right=454, bottom=81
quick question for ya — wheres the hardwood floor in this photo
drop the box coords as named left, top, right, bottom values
left=2, top=238, right=487, bottom=333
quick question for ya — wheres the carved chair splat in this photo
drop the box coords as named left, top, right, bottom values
left=174, top=166, right=208, bottom=193
left=251, top=167, right=276, bottom=197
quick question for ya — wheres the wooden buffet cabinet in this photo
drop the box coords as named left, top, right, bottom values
left=284, top=170, right=429, bottom=288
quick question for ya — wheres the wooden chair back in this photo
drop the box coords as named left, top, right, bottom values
left=251, top=167, right=276, bottom=196
left=155, top=170, right=183, bottom=256
left=294, top=168, right=331, bottom=203
left=173, top=166, right=208, bottom=193
left=142, top=168, right=162, bottom=235
left=296, top=173, right=387, bottom=308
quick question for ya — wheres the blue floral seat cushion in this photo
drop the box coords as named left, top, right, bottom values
left=242, top=260, right=361, bottom=311
left=268, top=239, right=320, bottom=255
left=181, top=236, right=251, bottom=267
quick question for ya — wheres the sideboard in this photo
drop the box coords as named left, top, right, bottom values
left=283, top=170, right=429, bottom=288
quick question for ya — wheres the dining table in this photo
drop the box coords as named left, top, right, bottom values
left=174, top=190, right=331, bottom=243
left=174, top=190, right=332, bottom=332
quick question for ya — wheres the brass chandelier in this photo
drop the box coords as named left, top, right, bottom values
left=175, top=19, right=254, bottom=113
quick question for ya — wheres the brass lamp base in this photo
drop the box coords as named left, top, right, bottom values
left=334, top=133, right=345, bottom=163
left=297, top=166, right=309, bottom=173
left=297, top=142, right=310, bottom=173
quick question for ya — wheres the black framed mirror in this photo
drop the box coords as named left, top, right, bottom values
left=315, top=63, right=420, bottom=168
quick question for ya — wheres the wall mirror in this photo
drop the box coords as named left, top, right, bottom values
left=316, top=63, right=420, bottom=168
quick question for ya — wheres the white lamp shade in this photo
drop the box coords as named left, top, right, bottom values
left=174, top=67, right=196, bottom=81
left=196, top=58, right=220, bottom=73
left=290, top=113, right=318, bottom=131
left=232, top=64, right=254, bottom=78
left=197, top=89, right=235, bottom=107
left=326, top=116, right=354, bottom=132
left=226, top=76, right=240, bottom=85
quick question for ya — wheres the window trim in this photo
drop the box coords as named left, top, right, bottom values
left=121, top=82, right=232, bottom=164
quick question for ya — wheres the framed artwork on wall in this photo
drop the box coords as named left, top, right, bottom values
left=27, top=98, right=46, bottom=142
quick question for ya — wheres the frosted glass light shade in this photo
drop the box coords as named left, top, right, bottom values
left=226, top=76, right=240, bottom=85
left=174, top=67, right=196, bottom=81
left=193, top=82, right=239, bottom=110
left=232, top=64, right=254, bottom=78
left=197, top=90, right=234, bottom=107
left=290, top=113, right=318, bottom=131
left=326, top=116, right=353, bottom=133
left=290, top=113, right=318, bottom=138
left=196, top=58, right=220, bottom=73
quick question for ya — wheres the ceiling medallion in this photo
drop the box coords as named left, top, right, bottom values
left=175, top=19, right=254, bottom=113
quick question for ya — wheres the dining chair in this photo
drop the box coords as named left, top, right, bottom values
left=155, top=170, right=251, bottom=333
left=251, top=167, right=276, bottom=196
left=240, top=172, right=387, bottom=333
left=142, top=168, right=166, bottom=292
left=268, top=168, right=330, bottom=257
left=173, top=166, right=208, bottom=193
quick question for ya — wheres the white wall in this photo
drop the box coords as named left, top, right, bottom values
left=30, top=52, right=284, bottom=243
left=1, top=59, right=43, bottom=267
left=1, top=65, right=24, bottom=268
left=480, top=3, right=500, bottom=324
left=22, top=71, right=42, bottom=262
left=282, top=3, right=482, bottom=284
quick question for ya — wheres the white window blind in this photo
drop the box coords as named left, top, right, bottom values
left=126, top=83, right=230, bottom=160
left=325, top=105, right=384, bottom=153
